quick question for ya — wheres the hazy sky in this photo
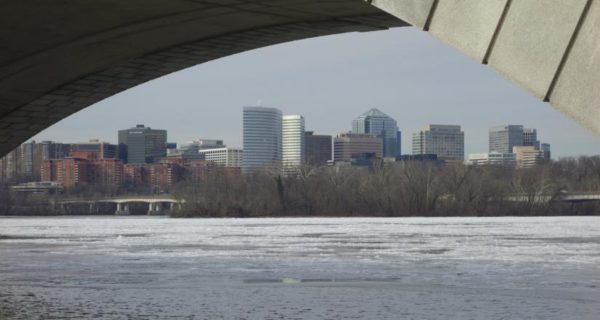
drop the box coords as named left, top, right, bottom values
left=32, top=27, right=599, bottom=158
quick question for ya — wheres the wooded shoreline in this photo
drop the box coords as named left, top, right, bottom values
left=3, top=156, right=600, bottom=217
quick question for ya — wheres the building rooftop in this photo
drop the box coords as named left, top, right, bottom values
left=356, top=108, right=392, bottom=119
left=420, top=124, right=462, bottom=131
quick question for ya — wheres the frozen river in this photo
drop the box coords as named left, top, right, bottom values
left=1, top=216, right=599, bottom=319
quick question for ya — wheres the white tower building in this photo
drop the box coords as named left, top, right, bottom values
left=282, top=115, right=305, bottom=175
left=242, top=106, right=282, bottom=172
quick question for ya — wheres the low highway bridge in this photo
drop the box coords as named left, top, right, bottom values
left=506, top=192, right=600, bottom=204
left=57, top=196, right=184, bottom=215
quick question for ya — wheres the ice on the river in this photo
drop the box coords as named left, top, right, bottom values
left=1, top=216, right=599, bottom=319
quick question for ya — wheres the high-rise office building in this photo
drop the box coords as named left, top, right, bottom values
left=21, top=141, right=36, bottom=180
left=0, top=146, right=22, bottom=182
left=490, top=125, right=548, bottom=158
left=282, top=115, right=305, bottom=175
left=523, top=128, right=541, bottom=149
left=489, top=125, right=524, bottom=153
left=38, top=141, right=71, bottom=161
left=333, top=133, right=383, bottom=162
left=70, top=139, right=117, bottom=159
left=305, top=131, right=332, bottom=166
left=118, top=124, right=167, bottom=164
left=1, top=140, right=70, bottom=182
left=352, top=108, right=401, bottom=157
left=541, top=143, right=551, bottom=160
left=412, top=125, right=464, bottom=161
left=242, top=106, right=282, bottom=172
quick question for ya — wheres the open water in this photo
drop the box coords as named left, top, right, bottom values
left=1, top=216, right=599, bottom=319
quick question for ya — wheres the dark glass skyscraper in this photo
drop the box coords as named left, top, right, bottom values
left=352, top=108, right=401, bottom=157
left=523, top=128, right=541, bottom=149
left=118, top=125, right=167, bottom=164
left=304, top=131, right=332, bottom=166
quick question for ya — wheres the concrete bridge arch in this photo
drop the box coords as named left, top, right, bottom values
left=1, top=0, right=598, bottom=156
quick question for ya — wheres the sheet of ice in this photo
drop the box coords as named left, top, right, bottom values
left=1, top=216, right=599, bottom=319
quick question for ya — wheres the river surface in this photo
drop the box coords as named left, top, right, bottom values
left=1, top=216, right=599, bottom=319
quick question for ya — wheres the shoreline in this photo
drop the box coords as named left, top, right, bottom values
left=1, top=213, right=599, bottom=218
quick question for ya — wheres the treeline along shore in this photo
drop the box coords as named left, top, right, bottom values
left=2, top=156, right=600, bottom=217
left=172, top=156, right=600, bottom=217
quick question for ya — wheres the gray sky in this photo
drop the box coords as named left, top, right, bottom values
left=32, top=27, right=599, bottom=158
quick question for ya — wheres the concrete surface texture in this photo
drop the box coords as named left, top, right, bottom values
left=372, top=0, right=599, bottom=140
left=0, top=0, right=598, bottom=156
left=0, top=0, right=404, bottom=156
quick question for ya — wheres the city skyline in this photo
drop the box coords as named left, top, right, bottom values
left=4, top=113, right=560, bottom=186
left=27, top=28, right=599, bottom=158
left=19, top=117, right=553, bottom=160
left=23, top=104, right=576, bottom=160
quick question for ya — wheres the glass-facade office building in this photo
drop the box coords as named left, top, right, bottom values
left=523, top=128, right=541, bottom=149
left=352, top=108, right=401, bottom=158
left=243, top=107, right=282, bottom=172
left=118, top=125, right=167, bottom=164
left=305, top=131, right=332, bottom=166
left=489, top=125, right=524, bottom=154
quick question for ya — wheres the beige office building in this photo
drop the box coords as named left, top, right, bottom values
left=412, top=125, right=464, bottom=161
left=468, top=152, right=516, bottom=167
left=513, top=146, right=543, bottom=168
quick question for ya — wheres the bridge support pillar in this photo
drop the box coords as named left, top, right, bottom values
left=115, top=203, right=130, bottom=216
left=167, top=202, right=182, bottom=214
left=147, top=202, right=163, bottom=216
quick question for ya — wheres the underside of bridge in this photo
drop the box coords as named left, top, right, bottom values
left=1, top=0, right=598, bottom=156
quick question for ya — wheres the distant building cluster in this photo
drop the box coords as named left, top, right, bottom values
left=468, top=125, right=551, bottom=168
left=0, top=125, right=240, bottom=193
left=1, top=105, right=555, bottom=193
left=242, top=107, right=402, bottom=174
